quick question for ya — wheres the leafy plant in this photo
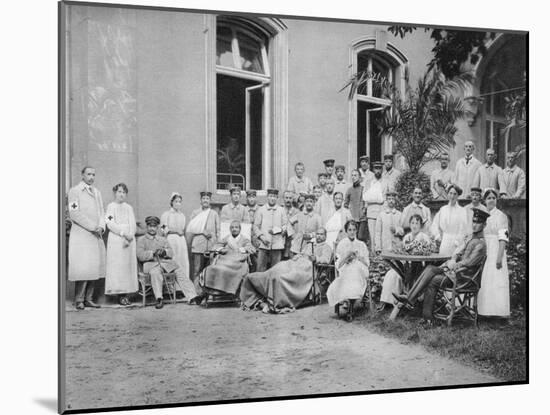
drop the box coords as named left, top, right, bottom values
left=507, top=233, right=527, bottom=311
left=388, top=27, right=496, bottom=79
left=393, top=170, right=432, bottom=211
left=380, top=69, right=471, bottom=172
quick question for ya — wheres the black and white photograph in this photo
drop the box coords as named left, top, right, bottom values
left=57, top=0, right=529, bottom=412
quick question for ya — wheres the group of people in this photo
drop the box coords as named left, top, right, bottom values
left=68, top=141, right=519, bottom=321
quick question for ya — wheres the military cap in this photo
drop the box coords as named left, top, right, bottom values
left=383, top=154, right=394, bottom=161
left=323, top=159, right=335, bottom=166
left=246, top=189, right=257, bottom=197
left=335, top=164, right=346, bottom=172
left=229, top=185, right=242, bottom=195
left=303, top=193, right=316, bottom=201
left=472, top=207, right=490, bottom=223
left=446, top=183, right=463, bottom=196
left=200, top=191, right=212, bottom=198
left=470, top=187, right=482, bottom=194
left=373, top=161, right=383, bottom=168
left=267, top=188, right=279, bottom=196
left=145, top=216, right=160, bottom=226
left=359, top=155, right=370, bottom=162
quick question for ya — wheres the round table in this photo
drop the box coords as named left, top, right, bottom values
left=381, top=252, right=451, bottom=320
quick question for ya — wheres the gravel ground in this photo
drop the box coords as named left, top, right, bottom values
left=63, top=302, right=499, bottom=411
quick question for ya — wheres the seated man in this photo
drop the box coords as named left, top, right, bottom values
left=201, top=220, right=255, bottom=296
left=137, top=216, right=201, bottom=309
left=393, top=208, right=489, bottom=326
left=240, top=228, right=333, bottom=314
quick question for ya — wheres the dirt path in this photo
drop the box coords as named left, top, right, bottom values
left=63, top=303, right=499, bottom=411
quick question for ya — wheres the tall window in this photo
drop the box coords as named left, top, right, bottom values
left=481, top=36, right=526, bottom=169
left=215, top=19, right=271, bottom=191
left=354, top=45, right=404, bottom=165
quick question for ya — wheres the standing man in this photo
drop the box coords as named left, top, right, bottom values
left=316, top=177, right=336, bottom=226
left=220, top=186, right=249, bottom=224
left=375, top=191, right=403, bottom=255
left=290, top=194, right=322, bottom=257
left=400, top=187, right=432, bottom=234
left=254, top=189, right=288, bottom=271
left=464, top=187, right=487, bottom=229
left=68, top=166, right=106, bottom=310
left=334, top=165, right=350, bottom=196
left=358, top=155, right=375, bottom=189
left=363, top=162, right=388, bottom=250
left=282, top=190, right=299, bottom=259
left=455, top=140, right=482, bottom=197
left=502, top=151, right=526, bottom=199
left=287, top=162, right=313, bottom=196
left=430, top=152, right=455, bottom=200
left=345, top=169, right=366, bottom=242
left=187, top=191, right=220, bottom=286
left=246, top=189, right=260, bottom=271
left=472, top=148, right=506, bottom=194
left=323, top=159, right=336, bottom=181
left=382, top=154, right=401, bottom=192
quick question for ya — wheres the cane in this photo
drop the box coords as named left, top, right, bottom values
left=308, top=240, right=317, bottom=304
left=154, top=253, right=175, bottom=304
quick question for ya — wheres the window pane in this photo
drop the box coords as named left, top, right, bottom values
left=216, top=26, right=235, bottom=68
left=372, top=57, right=390, bottom=98
left=237, top=31, right=265, bottom=74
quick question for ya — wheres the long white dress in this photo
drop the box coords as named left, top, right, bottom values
left=431, top=203, right=468, bottom=255
left=326, top=238, right=369, bottom=306
left=478, top=208, right=510, bottom=317
left=160, top=208, right=190, bottom=280
left=105, top=202, right=138, bottom=295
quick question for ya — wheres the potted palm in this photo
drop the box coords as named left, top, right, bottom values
left=344, top=67, right=470, bottom=209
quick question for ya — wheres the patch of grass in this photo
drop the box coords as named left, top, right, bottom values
left=355, top=309, right=526, bottom=381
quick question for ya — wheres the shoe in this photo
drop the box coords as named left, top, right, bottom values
left=76, top=302, right=85, bottom=310
left=376, top=303, right=387, bottom=312
left=155, top=298, right=164, bottom=309
left=392, top=293, right=409, bottom=304
left=84, top=300, right=101, bottom=308
left=189, top=296, right=202, bottom=305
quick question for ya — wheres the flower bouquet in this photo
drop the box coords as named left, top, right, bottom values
left=394, top=238, right=438, bottom=256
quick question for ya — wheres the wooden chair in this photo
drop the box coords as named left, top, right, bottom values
left=136, top=257, right=179, bottom=307
left=432, top=259, right=486, bottom=327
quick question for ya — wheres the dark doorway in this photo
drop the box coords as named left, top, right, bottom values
left=216, top=74, right=263, bottom=190
left=357, top=101, right=385, bottom=166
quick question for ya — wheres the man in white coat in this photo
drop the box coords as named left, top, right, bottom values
left=68, top=166, right=106, bottom=310
left=454, top=141, right=482, bottom=197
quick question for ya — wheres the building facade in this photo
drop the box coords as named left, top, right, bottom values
left=62, top=4, right=527, bottom=221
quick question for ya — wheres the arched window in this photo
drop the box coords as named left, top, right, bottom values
left=205, top=16, right=288, bottom=193
left=349, top=34, right=407, bottom=167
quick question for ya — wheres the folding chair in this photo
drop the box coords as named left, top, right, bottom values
left=136, top=256, right=179, bottom=307
left=432, top=258, right=486, bottom=327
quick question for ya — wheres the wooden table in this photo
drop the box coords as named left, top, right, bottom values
left=381, top=252, right=451, bottom=320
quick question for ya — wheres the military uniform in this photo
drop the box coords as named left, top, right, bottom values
left=136, top=228, right=198, bottom=302
left=254, top=190, right=288, bottom=271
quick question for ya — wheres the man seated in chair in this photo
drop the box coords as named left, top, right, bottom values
left=137, top=216, right=201, bottom=309
left=240, top=227, right=332, bottom=314
left=201, top=220, right=255, bottom=297
left=393, top=208, right=489, bottom=326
